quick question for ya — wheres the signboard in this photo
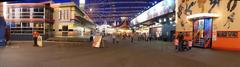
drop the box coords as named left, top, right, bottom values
left=37, top=36, right=43, bottom=47
left=131, top=0, right=175, bottom=24
left=92, top=35, right=102, bottom=48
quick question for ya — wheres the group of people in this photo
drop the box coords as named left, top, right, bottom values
left=174, top=32, right=192, bottom=51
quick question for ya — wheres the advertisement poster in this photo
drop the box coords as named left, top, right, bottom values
left=37, top=36, right=43, bottom=47
left=92, top=35, right=102, bottom=48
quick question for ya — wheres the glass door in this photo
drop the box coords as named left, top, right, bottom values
left=193, top=18, right=213, bottom=48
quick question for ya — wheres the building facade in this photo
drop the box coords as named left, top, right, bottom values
left=51, top=2, right=95, bottom=37
left=176, top=0, right=240, bottom=50
left=4, top=2, right=54, bottom=40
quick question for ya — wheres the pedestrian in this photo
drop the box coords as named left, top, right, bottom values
left=90, top=35, right=93, bottom=42
left=130, top=34, right=134, bottom=43
left=5, top=27, right=10, bottom=45
left=173, top=37, right=179, bottom=51
left=101, top=36, right=105, bottom=48
left=32, top=31, right=39, bottom=47
left=112, top=34, right=116, bottom=44
left=187, top=40, right=192, bottom=51
left=177, top=32, right=184, bottom=51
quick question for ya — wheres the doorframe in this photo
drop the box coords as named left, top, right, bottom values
left=191, top=18, right=213, bottom=48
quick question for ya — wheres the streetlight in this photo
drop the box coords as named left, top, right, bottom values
left=90, top=8, right=93, bottom=12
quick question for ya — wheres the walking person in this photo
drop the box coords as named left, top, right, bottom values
left=187, top=40, right=193, bottom=51
left=130, top=34, right=134, bottom=43
left=112, top=34, right=116, bottom=44
left=32, top=31, right=39, bottom=47
left=173, top=37, right=179, bottom=51
left=177, top=32, right=184, bottom=51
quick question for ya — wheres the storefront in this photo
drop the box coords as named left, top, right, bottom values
left=176, top=0, right=240, bottom=50
left=131, top=0, right=175, bottom=41
left=51, top=2, right=95, bottom=37
left=4, top=2, right=54, bottom=40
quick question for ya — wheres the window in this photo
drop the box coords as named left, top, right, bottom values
left=12, top=8, right=15, bottom=12
left=62, top=26, right=68, bottom=31
left=15, top=23, right=21, bottom=27
left=33, top=13, right=44, bottom=15
left=59, top=10, right=62, bottom=20
left=33, top=15, right=44, bottom=18
left=22, top=8, right=30, bottom=12
left=22, top=23, right=30, bottom=27
left=21, top=13, right=30, bottom=15
left=34, top=23, right=44, bottom=28
left=34, top=8, right=44, bottom=12
left=20, top=15, right=30, bottom=18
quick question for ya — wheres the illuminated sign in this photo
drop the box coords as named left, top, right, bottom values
left=131, top=0, right=175, bottom=25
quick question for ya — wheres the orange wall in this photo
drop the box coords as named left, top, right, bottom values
left=212, top=32, right=240, bottom=50
left=176, top=0, right=240, bottom=50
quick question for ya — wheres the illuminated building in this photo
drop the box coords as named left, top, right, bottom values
left=4, top=2, right=54, bottom=40
left=51, top=2, right=95, bottom=37
left=176, top=0, right=240, bottom=50
left=131, top=0, right=175, bottom=41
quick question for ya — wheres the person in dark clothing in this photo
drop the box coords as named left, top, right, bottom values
left=177, top=32, right=185, bottom=51
left=32, top=31, right=39, bottom=47
left=90, top=35, right=93, bottom=42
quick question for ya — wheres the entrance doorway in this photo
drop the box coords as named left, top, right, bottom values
left=62, top=25, right=68, bottom=36
left=192, top=18, right=213, bottom=48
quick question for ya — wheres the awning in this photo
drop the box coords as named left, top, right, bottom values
left=187, top=13, right=219, bottom=20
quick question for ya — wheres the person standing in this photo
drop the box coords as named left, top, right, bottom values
left=130, top=34, right=134, bottom=43
left=187, top=40, right=193, bottom=51
left=112, top=34, right=116, bottom=44
left=177, top=32, right=184, bottom=51
left=32, top=31, right=39, bottom=47
left=173, top=37, right=179, bottom=51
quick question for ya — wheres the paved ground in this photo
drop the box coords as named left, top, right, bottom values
left=0, top=37, right=240, bottom=67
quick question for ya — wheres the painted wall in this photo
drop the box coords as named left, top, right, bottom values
left=176, top=0, right=240, bottom=50
left=0, top=3, right=3, bottom=17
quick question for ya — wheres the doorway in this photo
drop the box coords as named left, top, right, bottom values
left=192, top=18, right=213, bottom=48
left=62, top=25, right=68, bottom=36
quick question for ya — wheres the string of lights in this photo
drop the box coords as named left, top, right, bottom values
left=85, top=1, right=150, bottom=6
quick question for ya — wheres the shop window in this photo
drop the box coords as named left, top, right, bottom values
left=217, top=31, right=238, bottom=38
left=228, top=32, right=238, bottom=37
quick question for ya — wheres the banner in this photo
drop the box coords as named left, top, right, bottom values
left=92, top=35, right=102, bottom=48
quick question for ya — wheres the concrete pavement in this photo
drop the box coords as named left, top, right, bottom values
left=0, top=38, right=240, bottom=67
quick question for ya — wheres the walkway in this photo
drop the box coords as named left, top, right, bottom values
left=0, top=37, right=240, bottom=67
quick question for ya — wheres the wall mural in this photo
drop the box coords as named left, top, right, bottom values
left=177, top=3, right=184, bottom=19
left=180, top=20, right=187, bottom=30
left=185, top=1, right=196, bottom=15
left=197, top=0, right=207, bottom=12
left=225, top=0, right=239, bottom=29
left=224, top=12, right=235, bottom=29
left=227, top=0, right=239, bottom=12
left=208, top=0, right=221, bottom=13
